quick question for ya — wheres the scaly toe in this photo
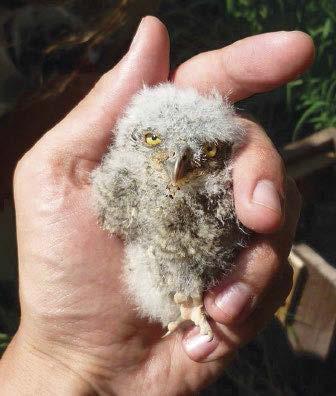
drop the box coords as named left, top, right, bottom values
left=162, top=317, right=184, bottom=338
left=190, top=305, right=213, bottom=340
left=199, top=321, right=213, bottom=340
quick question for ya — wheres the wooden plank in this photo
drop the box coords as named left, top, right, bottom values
left=276, top=251, right=305, bottom=324
left=284, top=244, right=336, bottom=359
left=282, top=127, right=336, bottom=163
left=286, top=151, right=336, bottom=179
left=282, top=128, right=336, bottom=180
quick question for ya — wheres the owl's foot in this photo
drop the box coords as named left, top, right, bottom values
left=163, top=293, right=213, bottom=340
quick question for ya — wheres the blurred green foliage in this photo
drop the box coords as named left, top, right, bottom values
left=160, top=0, right=336, bottom=143
left=0, top=333, right=10, bottom=357
left=225, top=0, right=336, bottom=140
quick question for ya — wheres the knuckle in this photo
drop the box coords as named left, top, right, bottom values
left=14, top=150, right=34, bottom=184
left=267, top=246, right=281, bottom=276
left=257, top=144, right=284, bottom=175
left=236, top=121, right=286, bottom=184
left=14, top=139, right=64, bottom=188
left=93, top=71, right=112, bottom=93
left=247, top=241, right=282, bottom=293
left=262, top=242, right=282, bottom=275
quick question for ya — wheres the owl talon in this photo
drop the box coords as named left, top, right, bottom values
left=162, top=317, right=184, bottom=338
left=167, top=292, right=213, bottom=340
left=162, top=329, right=172, bottom=338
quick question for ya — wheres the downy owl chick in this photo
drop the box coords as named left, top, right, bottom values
left=92, top=83, right=247, bottom=338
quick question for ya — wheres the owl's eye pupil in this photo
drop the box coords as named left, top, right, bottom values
left=145, top=131, right=161, bottom=146
left=204, top=143, right=217, bottom=158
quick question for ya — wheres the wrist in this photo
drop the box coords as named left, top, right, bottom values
left=0, top=330, right=95, bottom=395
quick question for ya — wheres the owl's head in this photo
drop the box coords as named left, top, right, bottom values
left=115, top=83, right=244, bottom=185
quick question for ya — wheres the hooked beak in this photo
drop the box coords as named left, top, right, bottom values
left=168, top=149, right=189, bottom=184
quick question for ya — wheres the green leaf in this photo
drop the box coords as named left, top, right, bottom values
left=293, top=101, right=328, bottom=141
left=0, top=333, right=9, bottom=341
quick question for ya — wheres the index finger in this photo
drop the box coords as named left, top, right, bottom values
left=172, top=31, right=314, bottom=102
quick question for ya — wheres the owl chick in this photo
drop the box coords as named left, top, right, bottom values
left=92, top=83, right=247, bottom=339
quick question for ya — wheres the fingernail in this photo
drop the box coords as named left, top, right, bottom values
left=252, top=180, right=282, bottom=213
left=130, top=17, right=147, bottom=49
left=215, top=282, right=255, bottom=323
left=184, top=329, right=218, bottom=361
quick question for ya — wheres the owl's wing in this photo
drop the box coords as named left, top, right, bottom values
left=92, top=151, right=140, bottom=239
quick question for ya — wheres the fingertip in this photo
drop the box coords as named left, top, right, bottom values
left=286, top=30, right=315, bottom=65
left=138, top=15, right=170, bottom=59
left=225, top=30, right=315, bottom=98
left=204, top=282, right=257, bottom=326
left=271, top=31, right=315, bottom=79
left=236, top=199, right=284, bottom=234
left=234, top=175, right=285, bottom=234
left=117, top=15, right=170, bottom=84
left=182, top=326, right=220, bottom=362
left=143, top=15, right=170, bottom=37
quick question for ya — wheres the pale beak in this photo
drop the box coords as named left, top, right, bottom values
left=168, top=149, right=189, bottom=184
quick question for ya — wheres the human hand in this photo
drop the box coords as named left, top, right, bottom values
left=0, top=17, right=313, bottom=395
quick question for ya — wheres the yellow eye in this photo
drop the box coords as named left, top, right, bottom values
left=204, top=143, right=217, bottom=158
left=145, top=132, right=161, bottom=146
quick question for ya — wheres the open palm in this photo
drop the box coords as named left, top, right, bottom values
left=4, top=17, right=313, bottom=395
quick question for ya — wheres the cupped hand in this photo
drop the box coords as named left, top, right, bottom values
left=1, top=17, right=313, bottom=395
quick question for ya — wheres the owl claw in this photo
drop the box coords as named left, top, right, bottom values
left=163, top=293, right=213, bottom=340
left=162, top=329, right=172, bottom=338
left=162, top=317, right=184, bottom=338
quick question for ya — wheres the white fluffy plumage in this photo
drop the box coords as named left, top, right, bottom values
left=92, top=83, right=247, bottom=335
